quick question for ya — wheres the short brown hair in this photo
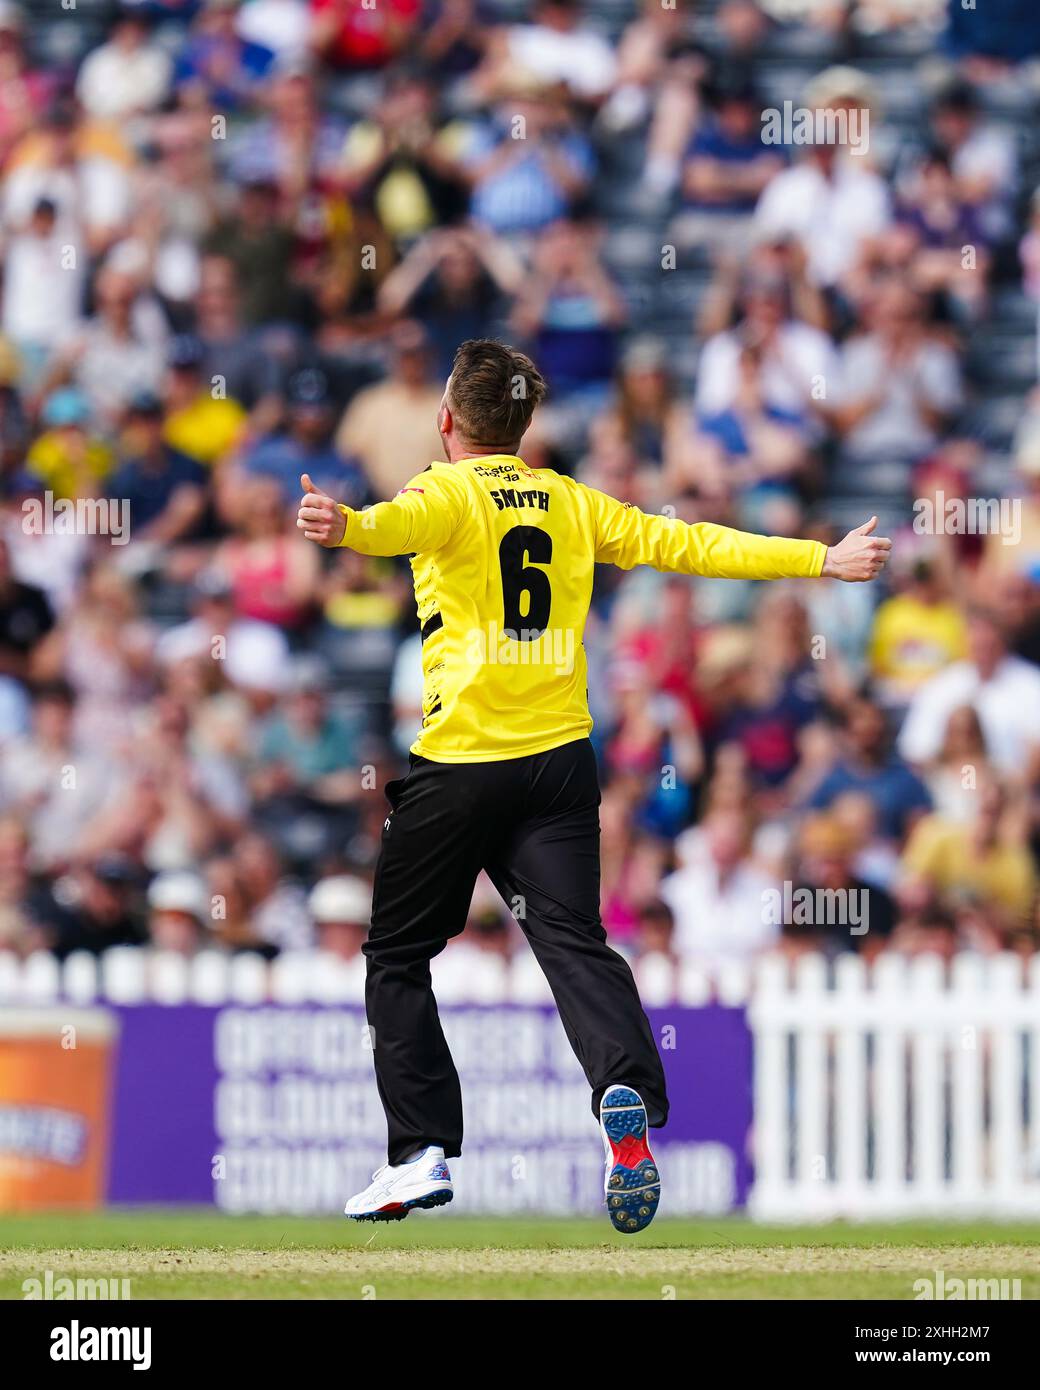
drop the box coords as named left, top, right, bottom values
left=447, top=339, right=547, bottom=448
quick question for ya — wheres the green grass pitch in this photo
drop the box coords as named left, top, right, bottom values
left=1, top=1211, right=1038, bottom=1299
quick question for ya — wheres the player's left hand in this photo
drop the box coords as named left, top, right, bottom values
left=297, top=473, right=346, bottom=547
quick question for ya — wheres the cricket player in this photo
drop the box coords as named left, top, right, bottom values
left=297, top=339, right=890, bottom=1232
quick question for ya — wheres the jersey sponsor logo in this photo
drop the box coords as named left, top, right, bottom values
left=472, top=463, right=528, bottom=480
left=489, top=488, right=550, bottom=513
left=397, top=487, right=425, bottom=496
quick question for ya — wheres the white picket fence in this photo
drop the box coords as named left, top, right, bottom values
left=749, top=952, right=1040, bottom=1220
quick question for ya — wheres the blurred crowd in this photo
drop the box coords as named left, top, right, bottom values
left=2, top=0, right=1040, bottom=990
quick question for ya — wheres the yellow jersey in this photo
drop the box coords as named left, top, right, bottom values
left=338, top=454, right=828, bottom=763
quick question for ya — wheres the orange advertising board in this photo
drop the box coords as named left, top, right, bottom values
left=0, top=1009, right=118, bottom=1210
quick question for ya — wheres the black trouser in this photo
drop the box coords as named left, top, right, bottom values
left=364, top=737, right=669, bottom=1165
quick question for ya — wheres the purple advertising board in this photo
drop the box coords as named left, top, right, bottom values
left=104, top=1004, right=752, bottom=1215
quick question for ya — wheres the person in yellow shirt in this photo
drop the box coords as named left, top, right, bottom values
left=161, top=335, right=247, bottom=466
left=27, top=388, right=113, bottom=498
left=868, top=558, right=967, bottom=705
left=901, top=780, right=1036, bottom=932
left=297, top=338, right=890, bottom=1233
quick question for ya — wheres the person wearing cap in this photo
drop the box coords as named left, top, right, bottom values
left=238, top=367, right=367, bottom=508
left=161, top=333, right=247, bottom=467
left=308, top=874, right=371, bottom=973
left=107, top=392, right=208, bottom=541
left=146, top=869, right=210, bottom=957
left=25, top=388, right=113, bottom=500
left=333, top=321, right=444, bottom=498
left=752, top=66, right=891, bottom=289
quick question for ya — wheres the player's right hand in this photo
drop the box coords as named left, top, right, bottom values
left=297, top=473, right=347, bottom=548
left=821, top=516, right=892, bottom=582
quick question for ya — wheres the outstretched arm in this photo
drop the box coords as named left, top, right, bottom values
left=590, top=487, right=890, bottom=583
left=296, top=471, right=464, bottom=557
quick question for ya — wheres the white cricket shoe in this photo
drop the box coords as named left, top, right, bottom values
left=344, top=1146, right=453, bottom=1222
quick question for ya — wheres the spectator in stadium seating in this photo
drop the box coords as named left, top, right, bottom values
left=464, top=77, right=596, bottom=236
left=173, top=0, right=277, bottom=111
left=511, top=218, right=626, bottom=400
left=0, top=682, right=112, bottom=870
left=227, top=64, right=347, bottom=207
left=333, top=320, right=443, bottom=497
left=26, top=388, right=113, bottom=500
left=694, top=264, right=835, bottom=424
left=217, top=476, right=320, bottom=631
left=0, top=534, right=53, bottom=680
left=632, top=898, right=676, bottom=963
left=31, top=564, right=156, bottom=754
left=108, top=391, right=208, bottom=544
left=309, top=873, right=370, bottom=972
left=920, top=79, right=1019, bottom=247
left=806, top=689, right=932, bottom=842
left=52, top=855, right=147, bottom=958
left=311, top=0, right=422, bottom=71
left=146, top=869, right=210, bottom=956
left=900, top=778, right=1037, bottom=940
left=895, top=147, right=991, bottom=319
left=752, top=67, right=890, bottom=289
left=659, top=807, right=779, bottom=967
left=0, top=3, right=54, bottom=167
left=231, top=830, right=311, bottom=950
left=602, top=0, right=691, bottom=137
left=832, top=278, right=962, bottom=465
left=252, top=656, right=364, bottom=811
left=238, top=367, right=367, bottom=509
left=783, top=812, right=896, bottom=958
left=41, top=264, right=167, bottom=431
left=1, top=197, right=85, bottom=380
left=339, top=70, right=469, bottom=247
left=203, top=188, right=297, bottom=331
left=190, top=255, right=284, bottom=423
left=898, top=608, right=1040, bottom=775
left=942, top=0, right=1040, bottom=74
left=3, top=98, right=133, bottom=259
left=377, top=225, right=524, bottom=379
left=0, top=814, right=67, bottom=954
left=679, top=71, right=784, bottom=223
left=474, top=0, right=616, bottom=107
left=868, top=557, right=968, bottom=707
left=419, top=0, right=490, bottom=80
left=75, top=8, right=172, bottom=123
left=919, top=704, right=993, bottom=826
left=601, top=338, right=687, bottom=473
left=707, top=596, right=825, bottom=792
left=160, top=333, right=248, bottom=470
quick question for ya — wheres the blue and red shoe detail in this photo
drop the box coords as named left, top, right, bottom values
left=600, top=1086, right=660, bottom=1235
